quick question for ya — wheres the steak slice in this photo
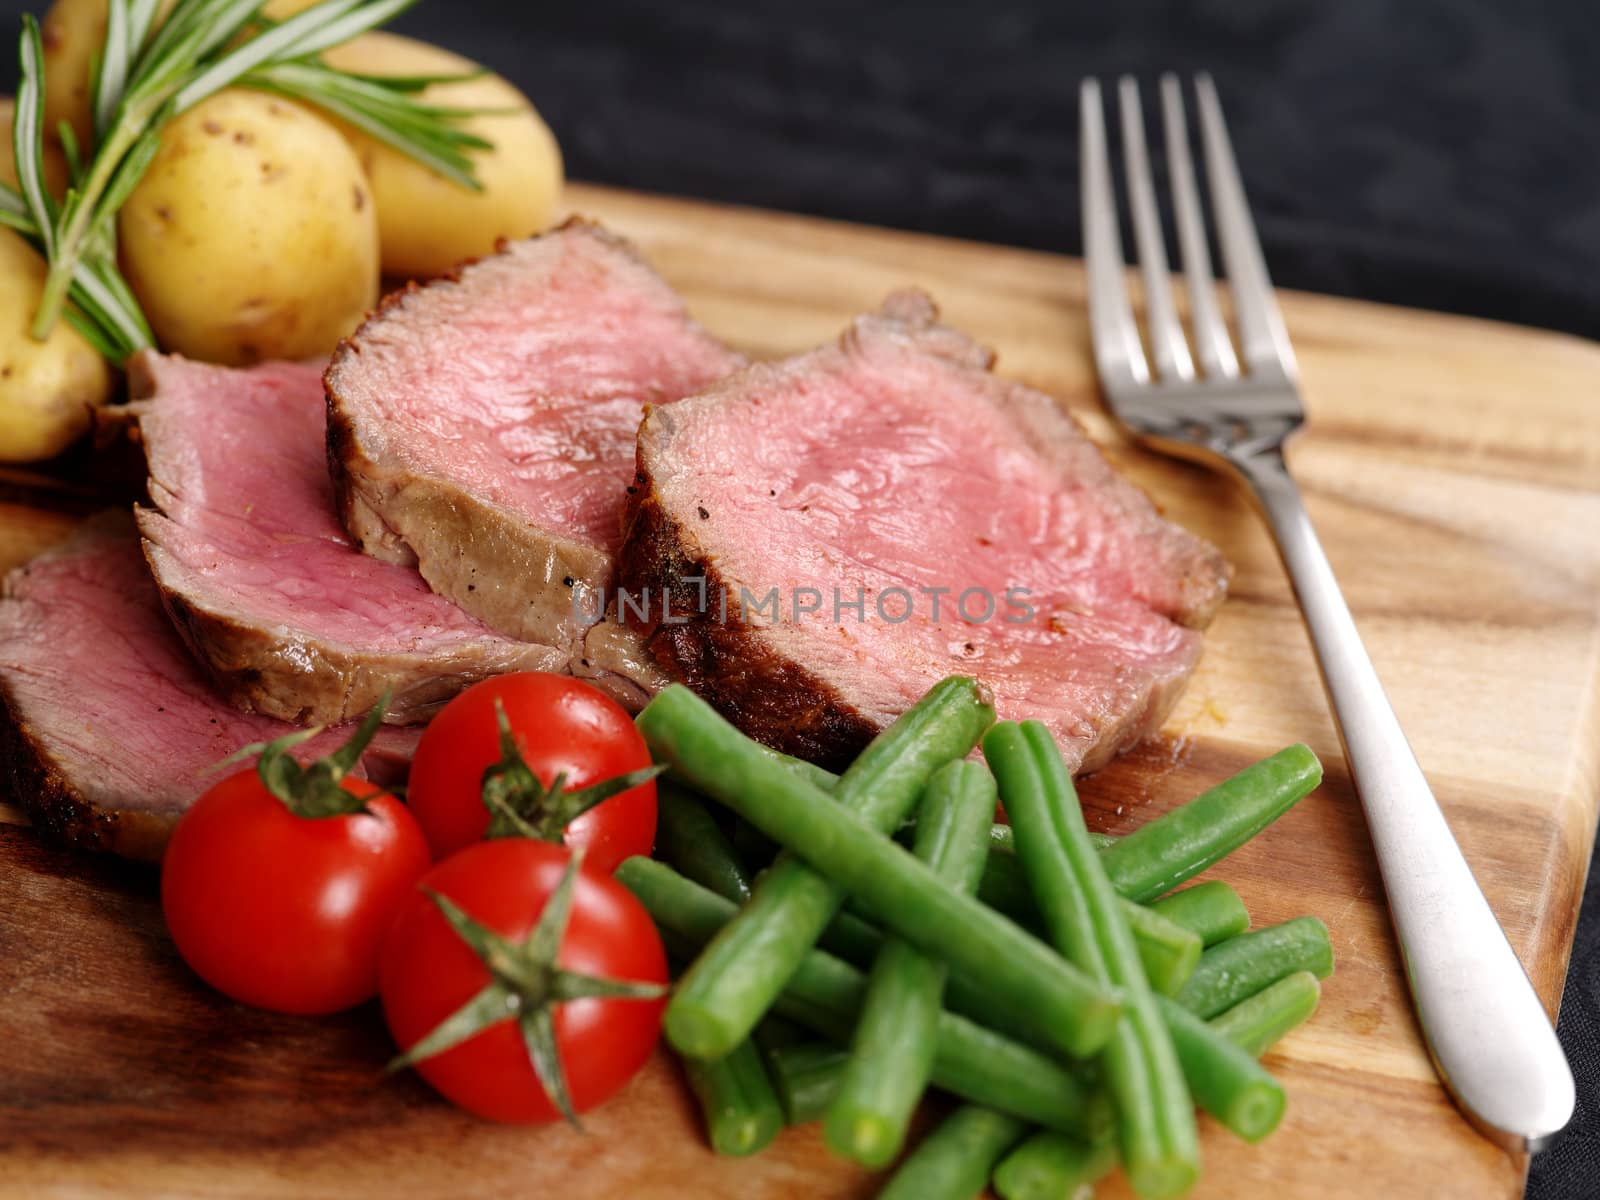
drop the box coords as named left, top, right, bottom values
left=131, top=352, right=559, bottom=726
left=618, top=291, right=1231, bottom=772
left=0, top=514, right=419, bottom=861
left=324, top=219, right=747, bottom=707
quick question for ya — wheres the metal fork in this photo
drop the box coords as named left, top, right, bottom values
left=1080, top=73, right=1573, bottom=1152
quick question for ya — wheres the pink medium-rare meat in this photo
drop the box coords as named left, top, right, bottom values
left=131, top=352, right=559, bottom=726
left=619, top=291, right=1231, bottom=771
left=0, top=514, right=419, bottom=861
left=324, top=219, right=747, bottom=706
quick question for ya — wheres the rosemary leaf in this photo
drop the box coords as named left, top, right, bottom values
left=272, top=0, right=420, bottom=61
left=92, top=0, right=133, bottom=142
left=13, top=16, right=56, bottom=257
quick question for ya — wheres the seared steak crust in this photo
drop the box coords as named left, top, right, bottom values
left=618, top=471, right=877, bottom=768
left=0, top=686, right=171, bottom=860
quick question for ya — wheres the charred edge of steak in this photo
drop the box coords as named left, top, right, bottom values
left=617, top=465, right=880, bottom=771
left=323, top=385, right=375, bottom=553
left=0, top=681, right=171, bottom=862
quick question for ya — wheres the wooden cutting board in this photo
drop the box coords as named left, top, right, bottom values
left=2, top=183, right=1598, bottom=1200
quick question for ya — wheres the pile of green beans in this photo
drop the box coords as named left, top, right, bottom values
left=632, top=679, right=1334, bottom=1200
left=620, top=857, right=1113, bottom=1140
left=664, top=678, right=1000, bottom=1061
left=641, top=685, right=1123, bottom=1062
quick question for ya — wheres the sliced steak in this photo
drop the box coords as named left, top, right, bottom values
left=325, top=219, right=747, bottom=707
left=618, top=291, right=1231, bottom=772
left=132, top=352, right=559, bottom=726
left=0, top=514, right=419, bottom=860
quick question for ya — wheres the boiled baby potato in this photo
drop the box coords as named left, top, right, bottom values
left=118, top=89, right=379, bottom=366
left=0, top=229, right=113, bottom=462
left=0, top=97, right=70, bottom=196
left=39, top=0, right=107, bottom=152
left=321, top=32, right=563, bottom=278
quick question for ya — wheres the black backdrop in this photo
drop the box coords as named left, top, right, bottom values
left=2, top=1, right=1598, bottom=1195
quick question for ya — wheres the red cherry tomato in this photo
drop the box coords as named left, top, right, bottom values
left=161, top=770, right=431, bottom=1015
left=380, top=839, right=667, bottom=1122
left=407, top=673, right=657, bottom=871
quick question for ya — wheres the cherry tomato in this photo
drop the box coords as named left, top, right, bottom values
left=407, top=673, right=657, bottom=871
left=161, top=770, right=431, bottom=1015
left=380, top=839, right=667, bottom=1122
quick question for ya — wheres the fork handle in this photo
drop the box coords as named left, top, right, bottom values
left=1235, top=447, right=1574, bottom=1153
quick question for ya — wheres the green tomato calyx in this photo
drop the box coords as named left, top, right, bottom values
left=219, top=691, right=393, bottom=819
left=387, top=849, right=667, bottom=1126
left=480, top=699, right=664, bottom=843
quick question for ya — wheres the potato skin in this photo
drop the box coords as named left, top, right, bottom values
left=118, top=90, right=380, bottom=366
left=0, top=229, right=112, bottom=463
left=39, top=0, right=106, bottom=153
left=322, top=32, right=564, bottom=279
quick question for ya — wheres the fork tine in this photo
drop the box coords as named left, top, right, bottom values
left=1194, top=73, right=1298, bottom=379
left=1080, top=78, right=1150, bottom=390
left=1116, top=76, right=1193, bottom=383
left=1159, top=73, right=1239, bottom=380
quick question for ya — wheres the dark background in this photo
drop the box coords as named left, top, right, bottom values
left=3, top=1, right=1598, bottom=1195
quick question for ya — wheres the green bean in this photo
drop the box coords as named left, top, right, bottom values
left=1119, top=900, right=1204, bottom=996
left=667, top=739, right=841, bottom=794
left=993, top=1130, right=1119, bottom=1200
left=1148, top=881, right=1250, bottom=947
left=1210, top=971, right=1322, bottom=1058
left=976, top=843, right=1172, bottom=936
left=1099, top=744, right=1322, bottom=903
left=765, top=1042, right=849, bottom=1124
left=732, top=743, right=840, bottom=870
left=1176, top=917, right=1334, bottom=1018
left=637, top=686, right=1121, bottom=1061
left=1155, top=995, right=1286, bottom=1142
left=838, top=890, right=1197, bottom=1008
left=655, top=782, right=751, bottom=903
left=677, top=1038, right=784, bottom=1156
left=826, top=761, right=997, bottom=1167
left=878, top=1106, right=1030, bottom=1200
left=985, top=720, right=1198, bottom=1200
left=655, top=678, right=996, bottom=1060
left=988, top=822, right=1118, bottom=854
left=617, top=857, right=1112, bottom=1139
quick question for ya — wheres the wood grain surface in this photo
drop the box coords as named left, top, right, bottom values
left=2, top=182, right=1598, bottom=1199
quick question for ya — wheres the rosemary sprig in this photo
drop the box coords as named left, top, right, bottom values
left=243, top=59, right=496, bottom=190
left=3, top=0, right=489, bottom=364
